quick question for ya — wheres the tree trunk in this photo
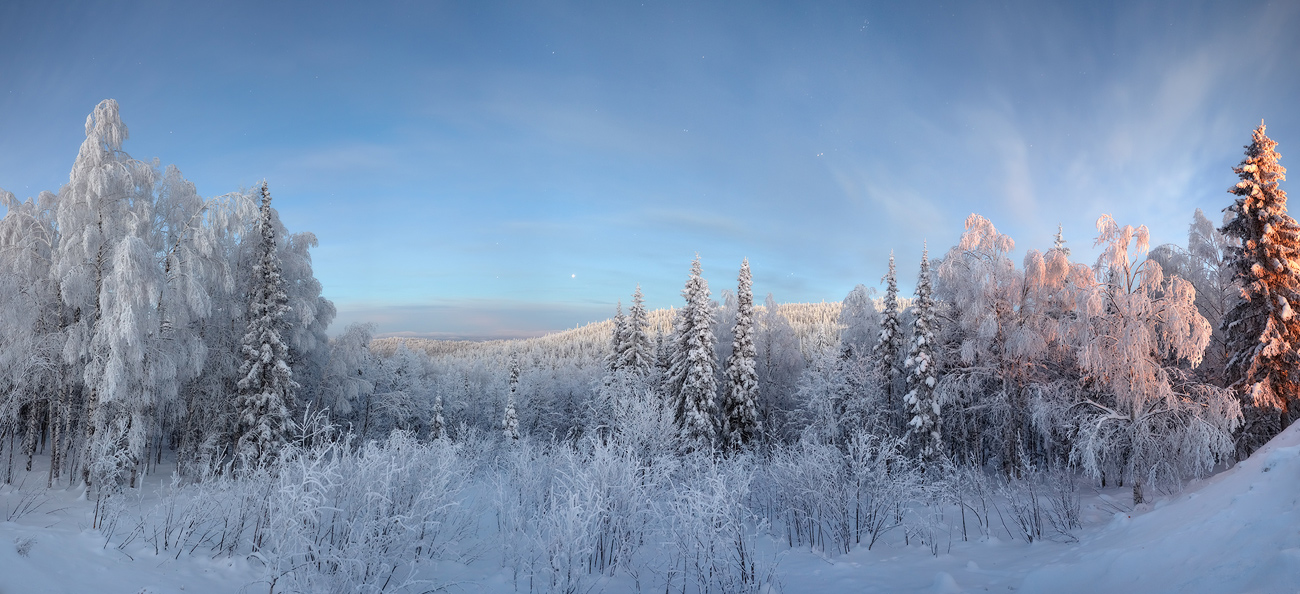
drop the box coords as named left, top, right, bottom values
left=48, top=395, right=60, bottom=488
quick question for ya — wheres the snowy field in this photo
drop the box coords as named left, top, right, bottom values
left=3, top=421, right=1297, bottom=594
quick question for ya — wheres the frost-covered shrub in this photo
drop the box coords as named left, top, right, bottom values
left=493, top=436, right=674, bottom=593
left=660, top=452, right=772, bottom=594
left=768, top=432, right=917, bottom=554
left=259, top=431, right=476, bottom=593
left=138, top=431, right=476, bottom=594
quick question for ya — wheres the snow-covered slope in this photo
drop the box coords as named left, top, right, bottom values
left=3, top=423, right=1298, bottom=593
left=1021, top=421, right=1300, bottom=594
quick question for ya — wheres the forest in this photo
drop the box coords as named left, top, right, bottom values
left=1, top=100, right=1296, bottom=593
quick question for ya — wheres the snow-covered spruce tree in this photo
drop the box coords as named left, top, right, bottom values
left=594, top=300, right=629, bottom=434
left=1219, top=124, right=1300, bottom=428
left=722, top=259, right=760, bottom=453
left=666, top=255, right=718, bottom=450
left=874, top=252, right=904, bottom=431
left=503, top=355, right=521, bottom=441
left=618, top=285, right=654, bottom=376
left=1053, top=223, right=1071, bottom=257
left=431, top=394, right=446, bottom=440
left=233, top=182, right=298, bottom=469
left=904, top=244, right=941, bottom=464
left=607, top=300, right=626, bottom=373
left=1072, top=215, right=1241, bottom=504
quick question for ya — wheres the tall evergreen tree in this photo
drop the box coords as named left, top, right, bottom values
left=618, top=285, right=654, bottom=376
left=234, top=182, right=297, bottom=469
left=874, top=252, right=903, bottom=430
left=904, top=244, right=940, bottom=464
left=431, top=393, right=446, bottom=440
left=607, top=300, right=626, bottom=373
left=1220, top=123, right=1300, bottom=426
left=722, top=259, right=760, bottom=452
left=503, top=355, right=521, bottom=441
left=1053, top=223, right=1071, bottom=257
left=667, top=256, right=718, bottom=449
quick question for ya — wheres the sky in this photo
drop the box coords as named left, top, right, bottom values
left=1, top=1, right=1298, bottom=339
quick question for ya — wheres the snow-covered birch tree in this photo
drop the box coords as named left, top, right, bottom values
left=1071, top=215, right=1241, bottom=504
left=756, top=293, right=803, bottom=442
left=839, top=284, right=878, bottom=359
left=54, top=99, right=159, bottom=485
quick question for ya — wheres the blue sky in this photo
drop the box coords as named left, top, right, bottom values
left=2, top=1, right=1297, bottom=339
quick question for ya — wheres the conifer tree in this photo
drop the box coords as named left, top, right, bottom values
left=503, top=355, right=521, bottom=440
left=233, top=182, right=297, bottom=469
left=1053, top=223, right=1071, bottom=257
left=722, top=259, right=760, bottom=452
left=618, top=285, right=654, bottom=376
left=874, top=252, right=904, bottom=429
left=431, top=394, right=446, bottom=440
left=904, top=244, right=940, bottom=464
left=655, top=326, right=673, bottom=381
left=607, top=301, right=626, bottom=373
left=667, top=256, right=718, bottom=449
left=1220, top=123, right=1300, bottom=424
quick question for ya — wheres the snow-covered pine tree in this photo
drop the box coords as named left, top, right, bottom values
left=233, top=182, right=297, bottom=469
left=722, top=259, right=760, bottom=452
left=607, top=300, right=626, bottom=373
left=904, top=244, right=941, bottom=464
left=503, top=355, right=521, bottom=441
left=431, top=394, right=446, bottom=440
left=618, top=285, right=654, bottom=376
left=874, top=252, right=904, bottom=431
left=1220, top=123, right=1300, bottom=426
left=1053, top=224, right=1071, bottom=257
left=666, top=256, right=718, bottom=450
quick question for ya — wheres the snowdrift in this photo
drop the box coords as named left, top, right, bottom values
left=1021, top=420, right=1300, bottom=594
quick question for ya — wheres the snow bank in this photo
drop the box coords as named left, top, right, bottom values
left=1021, top=421, right=1300, bottom=594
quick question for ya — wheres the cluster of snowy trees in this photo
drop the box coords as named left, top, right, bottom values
left=342, top=124, right=1294, bottom=508
left=5, top=103, right=1295, bottom=592
left=0, top=100, right=334, bottom=491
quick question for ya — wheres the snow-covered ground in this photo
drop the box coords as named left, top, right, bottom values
left=3, top=422, right=1299, bottom=594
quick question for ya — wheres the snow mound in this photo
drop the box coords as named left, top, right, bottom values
left=1021, top=421, right=1300, bottom=594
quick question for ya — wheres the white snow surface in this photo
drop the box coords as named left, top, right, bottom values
left=1019, top=420, right=1300, bottom=594
left=2, top=422, right=1299, bottom=593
